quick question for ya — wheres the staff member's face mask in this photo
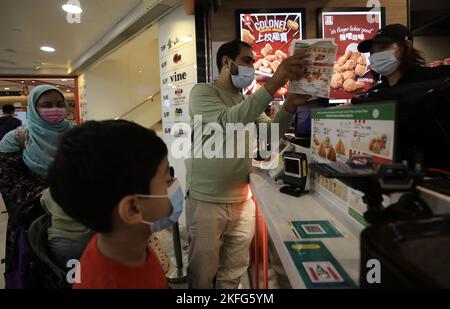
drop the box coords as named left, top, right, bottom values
left=228, top=59, right=255, bottom=89
left=369, top=49, right=400, bottom=76
left=138, top=179, right=184, bottom=233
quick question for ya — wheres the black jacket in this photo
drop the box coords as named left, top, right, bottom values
left=0, top=116, right=22, bottom=140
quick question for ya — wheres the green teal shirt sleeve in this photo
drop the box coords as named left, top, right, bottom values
left=256, top=108, right=294, bottom=140
left=189, top=83, right=274, bottom=127
left=0, top=129, right=20, bottom=153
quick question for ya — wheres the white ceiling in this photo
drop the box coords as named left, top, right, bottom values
left=0, top=78, right=75, bottom=92
left=0, top=0, right=149, bottom=74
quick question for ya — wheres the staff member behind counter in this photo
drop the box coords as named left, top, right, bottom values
left=185, top=40, right=311, bottom=289
left=354, top=24, right=450, bottom=170
left=356, top=24, right=450, bottom=90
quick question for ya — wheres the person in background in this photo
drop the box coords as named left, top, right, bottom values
left=185, top=40, right=311, bottom=288
left=0, top=85, right=71, bottom=212
left=357, top=24, right=450, bottom=90
left=356, top=24, right=450, bottom=169
left=48, top=120, right=183, bottom=289
left=0, top=104, right=22, bottom=140
left=40, top=188, right=94, bottom=268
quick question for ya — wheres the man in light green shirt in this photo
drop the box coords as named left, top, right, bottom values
left=185, top=40, right=310, bottom=288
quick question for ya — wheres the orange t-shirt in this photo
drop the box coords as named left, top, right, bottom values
left=73, top=234, right=168, bottom=289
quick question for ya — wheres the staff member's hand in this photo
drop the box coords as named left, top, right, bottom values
left=283, top=93, right=312, bottom=114
left=264, top=53, right=309, bottom=96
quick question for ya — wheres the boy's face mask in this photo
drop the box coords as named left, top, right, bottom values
left=136, top=179, right=184, bottom=233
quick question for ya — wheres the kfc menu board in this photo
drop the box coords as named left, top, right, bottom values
left=237, top=10, right=304, bottom=100
left=320, top=10, right=384, bottom=104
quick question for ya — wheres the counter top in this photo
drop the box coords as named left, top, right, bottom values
left=249, top=168, right=363, bottom=288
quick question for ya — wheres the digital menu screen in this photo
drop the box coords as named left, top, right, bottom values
left=236, top=9, right=305, bottom=100
left=319, top=8, right=385, bottom=104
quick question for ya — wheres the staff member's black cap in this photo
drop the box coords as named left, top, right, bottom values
left=358, top=24, right=413, bottom=53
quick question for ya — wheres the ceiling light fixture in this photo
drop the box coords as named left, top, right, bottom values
left=40, top=46, right=55, bottom=52
left=62, top=4, right=83, bottom=14
left=5, top=87, right=10, bottom=90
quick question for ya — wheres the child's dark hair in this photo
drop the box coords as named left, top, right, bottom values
left=216, top=40, right=251, bottom=72
left=48, top=120, right=168, bottom=233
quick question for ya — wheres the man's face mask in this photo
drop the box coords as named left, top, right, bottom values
left=136, top=179, right=184, bottom=233
left=228, top=59, right=255, bottom=89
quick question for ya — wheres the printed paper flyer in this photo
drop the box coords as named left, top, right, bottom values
left=320, top=10, right=383, bottom=103
left=238, top=11, right=303, bottom=100
left=289, top=39, right=337, bottom=98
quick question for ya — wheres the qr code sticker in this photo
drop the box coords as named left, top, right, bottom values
left=301, top=224, right=326, bottom=235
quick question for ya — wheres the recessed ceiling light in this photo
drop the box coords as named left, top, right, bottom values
left=62, top=4, right=82, bottom=14
left=66, top=89, right=71, bottom=92
left=5, top=87, right=10, bottom=90
left=61, top=79, right=68, bottom=81
left=40, top=46, right=55, bottom=52
left=31, top=80, right=35, bottom=83
left=20, top=81, right=24, bottom=83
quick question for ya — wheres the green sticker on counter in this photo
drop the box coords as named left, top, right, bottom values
left=285, top=241, right=356, bottom=289
left=291, top=220, right=343, bottom=238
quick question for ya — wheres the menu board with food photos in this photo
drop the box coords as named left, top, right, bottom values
left=289, top=39, right=337, bottom=98
left=236, top=9, right=305, bottom=100
left=318, top=8, right=385, bottom=104
left=310, top=102, right=395, bottom=226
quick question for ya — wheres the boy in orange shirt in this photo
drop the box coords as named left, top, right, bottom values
left=48, top=120, right=183, bottom=288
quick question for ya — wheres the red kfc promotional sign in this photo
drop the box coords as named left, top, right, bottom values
left=237, top=9, right=305, bottom=100
left=319, top=8, right=385, bottom=104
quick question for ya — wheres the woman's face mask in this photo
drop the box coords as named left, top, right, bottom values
left=38, top=107, right=66, bottom=124
left=369, top=49, right=400, bottom=76
left=36, top=91, right=67, bottom=124
left=228, top=59, right=255, bottom=89
left=137, top=179, right=184, bottom=233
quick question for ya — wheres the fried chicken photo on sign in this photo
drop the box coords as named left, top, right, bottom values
left=242, top=29, right=255, bottom=45
left=331, top=73, right=344, bottom=89
left=333, top=63, right=342, bottom=72
left=264, top=54, right=277, bottom=62
left=337, top=50, right=352, bottom=65
left=341, top=59, right=357, bottom=71
left=254, top=59, right=263, bottom=70
left=343, top=70, right=356, bottom=81
left=349, top=51, right=360, bottom=60
left=270, top=60, right=281, bottom=72
left=355, top=64, right=366, bottom=77
left=261, top=43, right=273, bottom=57
left=357, top=55, right=366, bottom=65
left=343, top=79, right=365, bottom=92
left=287, top=19, right=299, bottom=31
left=275, top=50, right=287, bottom=60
